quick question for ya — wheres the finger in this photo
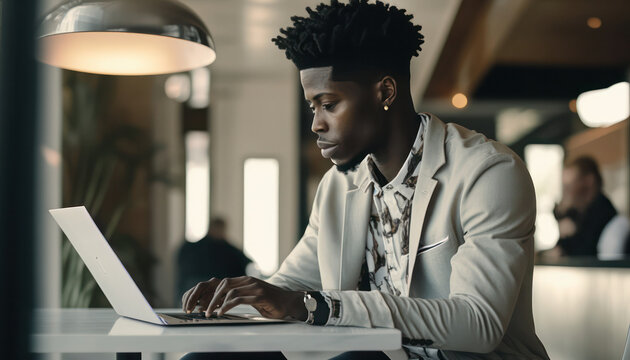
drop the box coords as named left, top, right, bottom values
left=217, top=283, right=259, bottom=315
left=181, top=289, right=192, bottom=312
left=218, top=295, right=258, bottom=316
left=197, top=287, right=217, bottom=312
left=205, top=278, right=253, bottom=317
left=191, top=278, right=222, bottom=313
left=182, top=284, right=200, bottom=313
left=181, top=283, right=202, bottom=311
left=206, top=279, right=230, bottom=317
left=185, top=281, right=209, bottom=313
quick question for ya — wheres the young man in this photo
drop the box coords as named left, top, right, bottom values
left=182, top=1, right=549, bottom=358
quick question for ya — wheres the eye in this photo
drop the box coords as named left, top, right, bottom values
left=322, top=102, right=337, bottom=111
left=309, top=106, right=315, bottom=114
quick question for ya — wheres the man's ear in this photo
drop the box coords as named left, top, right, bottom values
left=378, top=76, right=397, bottom=108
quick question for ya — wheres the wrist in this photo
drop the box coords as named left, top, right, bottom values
left=303, top=291, right=330, bottom=325
left=289, top=291, right=308, bottom=321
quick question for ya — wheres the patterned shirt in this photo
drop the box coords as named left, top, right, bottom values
left=322, top=113, right=428, bottom=323
left=321, top=114, right=435, bottom=359
left=362, top=113, right=427, bottom=296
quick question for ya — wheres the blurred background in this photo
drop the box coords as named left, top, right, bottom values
left=1, top=0, right=629, bottom=359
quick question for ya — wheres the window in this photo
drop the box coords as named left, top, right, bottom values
left=243, top=158, right=279, bottom=276
left=185, top=131, right=210, bottom=242
left=525, top=144, right=564, bottom=250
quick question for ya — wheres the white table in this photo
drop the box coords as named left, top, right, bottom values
left=32, top=307, right=403, bottom=360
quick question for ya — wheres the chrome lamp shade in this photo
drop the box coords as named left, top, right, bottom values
left=37, top=0, right=216, bottom=75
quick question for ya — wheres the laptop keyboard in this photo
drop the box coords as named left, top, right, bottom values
left=165, top=312, right=246, bottom=321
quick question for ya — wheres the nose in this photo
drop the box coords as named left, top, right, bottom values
left=311, top=111, right=328, bottom=134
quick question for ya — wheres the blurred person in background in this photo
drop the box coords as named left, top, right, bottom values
left=177, top=217, right=258, bottom=301
left=550, top=156, right=617, bottom=257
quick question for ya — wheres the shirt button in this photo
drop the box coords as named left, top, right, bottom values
left=386, top=185, right=393, bottom=190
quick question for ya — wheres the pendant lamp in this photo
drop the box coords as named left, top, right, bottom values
left=37, top=0, right=216, bottom=75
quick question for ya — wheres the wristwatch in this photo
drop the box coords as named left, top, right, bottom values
left=303, top=292, right=317, bottom=325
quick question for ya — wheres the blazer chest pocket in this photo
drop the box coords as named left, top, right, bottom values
left=411, top=235, right=453, bottom=298
left=416, top=236, right=449, bottom=255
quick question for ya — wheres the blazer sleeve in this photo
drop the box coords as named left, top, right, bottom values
left=322, top=153, right=536, bottom=353
left=266, top=171, right=331, bottom=291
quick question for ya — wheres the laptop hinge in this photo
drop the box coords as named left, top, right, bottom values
left=156, top=314, right=169, bottom=325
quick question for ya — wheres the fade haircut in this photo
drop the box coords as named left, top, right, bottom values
left=272, top=0, right=424, bottom=78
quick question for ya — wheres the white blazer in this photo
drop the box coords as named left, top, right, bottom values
left=268, top=115, right=549, bottom=359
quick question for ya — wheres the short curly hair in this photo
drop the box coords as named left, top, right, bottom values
left=272, top=0, right=424, bottom=76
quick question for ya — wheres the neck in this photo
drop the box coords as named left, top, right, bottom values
left=371, top=97, right=419, bottom=183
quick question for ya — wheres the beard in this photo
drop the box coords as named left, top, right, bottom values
left=334, top=150, right=370, bottom=174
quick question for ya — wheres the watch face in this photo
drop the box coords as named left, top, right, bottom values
left=305, top=296, right=317, bottom=312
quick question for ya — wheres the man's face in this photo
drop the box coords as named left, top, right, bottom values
left=562, top=167, right=581, bottom=198
left=562, top=166, right=594, bottom=201
left=300, top=66, right=383, bottom=172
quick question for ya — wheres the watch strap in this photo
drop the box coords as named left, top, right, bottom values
left=306, top=291, right=330, bottom=326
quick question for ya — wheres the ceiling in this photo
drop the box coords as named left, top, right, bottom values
left=182, top=0, right=461, bottom=102
left=496, top=0, right=630, bottom=67
left=424, top=0, right=630, bottom=101
left=40, top=0, right=629, bottom=104
left=40, top=0, right=627, bottom=149
left=419, top=0, right=630, bottom=151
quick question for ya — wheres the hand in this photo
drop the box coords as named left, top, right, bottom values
left=556, top=194, right=576, bottom=215
left=181, top=276, right=307, bottom=321
left=558, top=217, right=577, bottom=238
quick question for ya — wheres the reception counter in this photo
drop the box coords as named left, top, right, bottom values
left=533, top=258, right=630, bottom=360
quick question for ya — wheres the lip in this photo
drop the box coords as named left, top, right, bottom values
left=316, top=140, right=336, bottom=149
left=316, top=140, right=338, bottom=159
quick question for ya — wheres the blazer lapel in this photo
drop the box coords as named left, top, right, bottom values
left=407, top=176, right=438, bottom=291
left=406, top=115, right=446, bottom=292
left=339, top=164, right=372, bottom=290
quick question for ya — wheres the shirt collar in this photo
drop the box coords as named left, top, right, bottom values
left=362, top=114, right=428, bottom=194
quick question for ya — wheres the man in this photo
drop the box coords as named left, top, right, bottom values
left=182, top=1, right=549, bottom=359
left=552, top=156, right=617, bottom=257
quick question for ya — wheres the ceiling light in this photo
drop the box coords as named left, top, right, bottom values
left=577, top=82, right=629, bottom=127
left=37, top=0, right=216, bottom=75
left=587, top=17, right=602, bottom=29
left=451, top=93, right=468, bottom=109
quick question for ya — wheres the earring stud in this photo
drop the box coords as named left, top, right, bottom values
left=384, top=105, right=389, bottom=111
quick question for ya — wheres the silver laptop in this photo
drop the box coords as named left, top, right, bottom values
left=50, top=206, right=284, bottom=326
